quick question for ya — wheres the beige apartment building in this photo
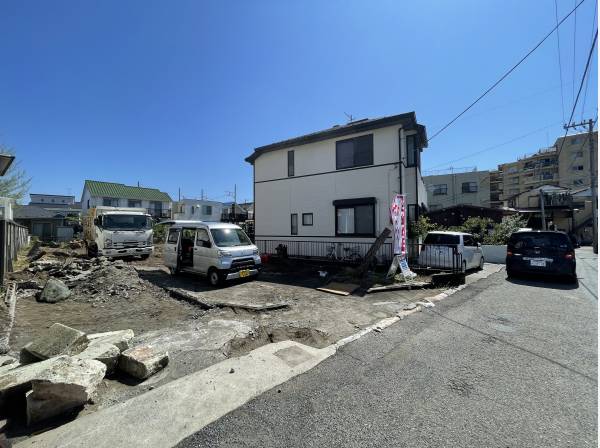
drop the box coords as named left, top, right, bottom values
left=424, top=169, right=491, bottom=210
left=496, top=131, right=597, bottom=207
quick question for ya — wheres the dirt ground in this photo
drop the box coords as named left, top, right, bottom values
left=6, top=243, right=447, bottom=427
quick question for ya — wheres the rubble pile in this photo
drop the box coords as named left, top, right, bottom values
left=0, top=323, right=168, bottom=425
left=18, top=255, right=169, bottom=304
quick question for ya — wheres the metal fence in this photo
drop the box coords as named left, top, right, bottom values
left=0, top=219, right=28, bottom=284
left=256, top=239, right=463, bottom=272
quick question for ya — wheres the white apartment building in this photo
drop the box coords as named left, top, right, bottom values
left=172, top=199, right=223, bottom=221
left=246, top=112, right=428, bottom=262
left=424, top=169, right=491, bottom=210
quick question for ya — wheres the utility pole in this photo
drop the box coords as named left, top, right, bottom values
left=539, top=188, right=547, bottom=230
left=565, top=119, right=597, bottom=253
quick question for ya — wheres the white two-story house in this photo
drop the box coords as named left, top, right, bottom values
left=246, top=112, right=428, bottom=262
left=81, top=180, right=172, bottom=220
left=172, top=199, right=224, bottom=221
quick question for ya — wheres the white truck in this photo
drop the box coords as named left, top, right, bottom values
left=82, top=206, right=154, bottom=259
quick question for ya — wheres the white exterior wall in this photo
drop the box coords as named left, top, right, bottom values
left=173, top=200, right=223, bottom=221
left=253, top=125, right=425, bottom=261
left=80, top=187, right=171, bottom=215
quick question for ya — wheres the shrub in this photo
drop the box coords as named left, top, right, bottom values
left=483, top=214, right=528, bottom=245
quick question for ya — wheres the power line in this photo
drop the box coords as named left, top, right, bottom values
left=427, top=0, right=587, bottom=143
left=580, top=0, right=598, bottom=120
left=554, top=0, right=566, bottom=124
left=557, top=28, right=598, bottom=158
left=426, top=121, right=561, bottom=170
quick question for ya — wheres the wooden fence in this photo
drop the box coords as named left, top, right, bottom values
left=0, top=219, right=28, bottom=284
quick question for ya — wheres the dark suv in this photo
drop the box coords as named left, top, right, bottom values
left=506, top=231, right=576, bottom=281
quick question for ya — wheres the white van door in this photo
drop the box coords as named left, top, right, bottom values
left=193, top=228, right=212, bottom=274
left=462, top=235, right=477, bottom=269
left=164, top=227, right=181, bottom=268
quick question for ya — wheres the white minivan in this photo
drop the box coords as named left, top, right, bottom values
left=418, top=231, right=484, bottom=273
left=163, top=221, right=261, bottom=286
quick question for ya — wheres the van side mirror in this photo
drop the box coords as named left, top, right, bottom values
left=94, top=217, right=101, bottom=226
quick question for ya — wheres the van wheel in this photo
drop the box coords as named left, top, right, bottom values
left=478, top=257, right=484, bottom=271
left=208, top=268, right=223, bottom=287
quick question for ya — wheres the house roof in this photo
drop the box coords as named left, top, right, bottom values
left=245, top=112, right=427, bottom=164
left=84, top=180, right=172, bottom=202
left=13, top=205, right=64, bottom=220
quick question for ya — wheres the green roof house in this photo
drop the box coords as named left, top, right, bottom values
left=81, top=180, right=173, bottom=219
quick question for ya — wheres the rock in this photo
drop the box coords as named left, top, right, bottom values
left=118, top=346, right=168, bottom=380
left=21, top=323, right=88, bottom=362
left=25, top=357, right=106, bottom=425
left=229, top=368, right=235, bottom=374
left=37, top=278, right=71, bottom=303
left=0, top=356, right=16, bottom=367
left=87, top=330, right=134, bottom=352
left=75, top=343, right=119, bottom=373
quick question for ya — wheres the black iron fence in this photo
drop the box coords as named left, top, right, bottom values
left=0, top=219, right=28, bottom=284
left=256, top=239, right=463, bottom=273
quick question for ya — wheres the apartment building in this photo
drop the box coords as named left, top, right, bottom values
left=424, top=169, right=491, bottom=210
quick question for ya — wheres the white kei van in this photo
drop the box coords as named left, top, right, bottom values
left=163, top=221, right=261, bottom=286
left=418, top=231, right=484, bottom=273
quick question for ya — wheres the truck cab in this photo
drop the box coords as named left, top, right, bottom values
left=83, top=207, right=154, bottom=258
left=163, top=220, right=261, bottom=286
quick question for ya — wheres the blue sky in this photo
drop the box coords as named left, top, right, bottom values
left=1, top=0, right=597, bottom=203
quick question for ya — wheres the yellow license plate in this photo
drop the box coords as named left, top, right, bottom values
left=239, top=269, right=250, bottom=278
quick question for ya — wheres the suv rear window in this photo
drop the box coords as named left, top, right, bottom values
left=509, top=232, right=571, bottom=249
left=423, top=233, right=460, bottom=245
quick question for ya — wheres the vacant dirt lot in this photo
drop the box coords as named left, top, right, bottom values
left=6, top=244, right=449, bottom=425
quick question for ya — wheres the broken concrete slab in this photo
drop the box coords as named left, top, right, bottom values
left=118, top=346, right=169, bottom=380
left=26, top=358, right=106, bottom=425
left=21, top=323, right=88, bottom=362
left=0, top=356, right=16, bottom=367
left=75, top=343, right=120, bottom=373
left=88, top=330, right=134, bottom=352
left=37, top=278, right=71, bottom=303
left=167, top=288, right=288, bottom=311
left=366, top=281, right=431, bottom=293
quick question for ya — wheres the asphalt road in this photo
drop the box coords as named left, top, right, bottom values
left=178, top=248, right=598, bottom=448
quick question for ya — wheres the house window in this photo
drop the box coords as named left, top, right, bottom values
left=574, top=150, right=583, bottom=157
left=406, top=134, right=419, bottom=167
left=333, top=198, right=375, bottom=236
left=190, top=206, right=195, bottom=214
left=335, top=134, right=373, bottom=170
left=433, top=184, right=448, bottom=195
left=507, top=167, right=518, bottom=174
left=288, top=150, right=294, bottom=177
left=128, top=200, right=141, bottom=208
left=541, top=172, right=554, bottom=180
left=103, top=197, right=119, bottom=207
left=462, top=182, right=478, bottom=193
left=291, top=214, right=298, bottom=235
left=204, top=205, right=213, bottom=215
left=302, top=213, right=313, bottom=226
left=573, top=165, right=584, bottom=171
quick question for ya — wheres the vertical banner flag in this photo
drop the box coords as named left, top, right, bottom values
left=390, top=194, right=407, bottom=256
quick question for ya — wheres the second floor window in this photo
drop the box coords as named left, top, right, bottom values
left=433, top=184, right=448, bottom=195
left=103, top=197, right=119, bottom=207
left=336, top=134, right=373, bottom=170
left=204, top=205, right=213, bottom=215
left=288, top=150, right=294, bottom=177
left=462, top=182, right=478, bottom=193
left=406, top=134, right=419, bottom=167
left=128, top=200, right=141, bottom=208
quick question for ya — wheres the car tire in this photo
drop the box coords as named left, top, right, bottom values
left=208, top=268, right=223, bottom=287
left=478, top=257, right=484, bottom=271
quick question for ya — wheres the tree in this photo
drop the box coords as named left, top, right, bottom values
left=484, top=214, right=527, bottom=245
left=459, top=216, right=494, bottom=243
left=0, top=145, right=30, bottom=202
